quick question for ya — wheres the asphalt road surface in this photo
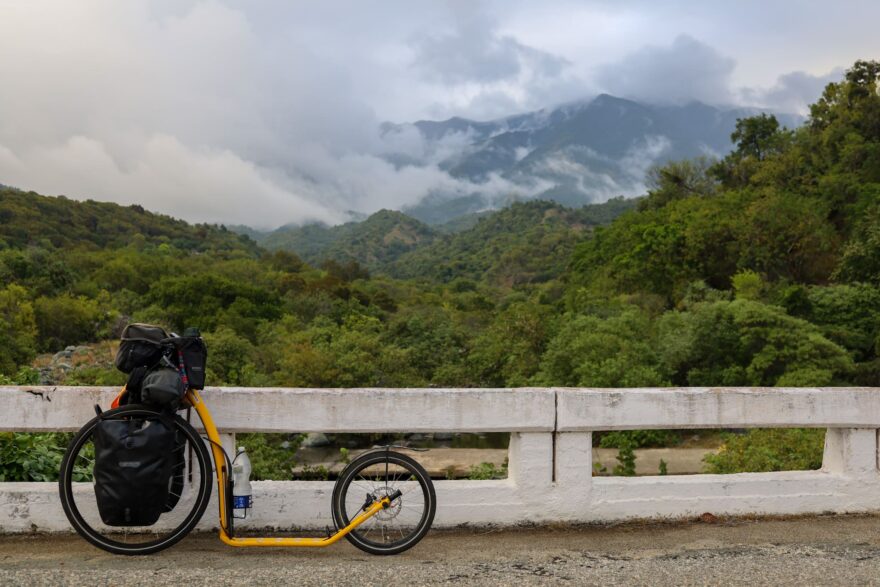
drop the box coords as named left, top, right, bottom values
left=3, top=515, right=880, bottom=586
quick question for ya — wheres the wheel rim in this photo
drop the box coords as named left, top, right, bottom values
left=337, top=454, right=432, bottom=551
left=61, top=409, right=211, bottom=553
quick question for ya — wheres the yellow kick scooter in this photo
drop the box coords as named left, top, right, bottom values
left=58, top=386, right=436, bottom=556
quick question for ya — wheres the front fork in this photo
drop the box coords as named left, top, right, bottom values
left=363, top=489, right=403, bottom=511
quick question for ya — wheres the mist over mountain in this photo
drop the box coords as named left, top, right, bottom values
left=241, top=92, right=803, bottom=245
left=382, top=94, right=801, bottom=223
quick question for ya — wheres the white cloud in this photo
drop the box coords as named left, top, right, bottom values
left=408, top=2, right=580, bottom=120
left=0, top=1, right=580, bottom=227
left=0, top=134, right=344, bottom=227
left=740, top=68, right=845, bottom=115
left=595, top=35, right=736, bottom=105
left=412, top=3, right=567, bottom=85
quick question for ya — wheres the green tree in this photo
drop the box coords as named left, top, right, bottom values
left=34, top=294, right=105, bottom=352
left=268, top=314, right=420, bottom=388
left=536, top=308, right=669, bottom=387
left=466, top=301, right=554, bottom=386
left=657, top=299, right=853, bottom=387
left=711, top=114, right=790, bottom=188
left=639, top=157, right=718, bottom=211
left=806, top=59, right=880, bottom=219
left=145, top=273, right=282, bottom=335
left=731, top=270, right=764, bottom=301
left=737, top=191, right=838, bottom=283
left=0, top=284, right=37, bottom=375
left=203, top=326, right=260, bottom=386
left=731, top=114, right=784, bottom=161
left=835, top=203, right=880, bottom=284
left=381, top=307, right=469, bottom=385
left=801, top=284, right=880, bottom=360
left=571, top=193, right=745, bottom=299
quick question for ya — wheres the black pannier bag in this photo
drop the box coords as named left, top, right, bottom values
left=174, top=335, right=208, bottom=390
left=141, top=366, right=186, bottom=407
left=93, top=416, right=176, bottom=526
left=115, top=324, right=168, bottom=373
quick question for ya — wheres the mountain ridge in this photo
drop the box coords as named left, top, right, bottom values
left=0, top=187, right=259, bottom=254
left=383, top=94, right=801, bottom=222
left=257, top=209, right=439, bottom=270
left=253, top=197, right=637, bottom=283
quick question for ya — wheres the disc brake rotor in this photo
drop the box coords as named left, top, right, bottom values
left=373, top=487, right=402, bottom=521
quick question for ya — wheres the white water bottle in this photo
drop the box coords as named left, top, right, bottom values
left=232, top=446, right=253, bottom=519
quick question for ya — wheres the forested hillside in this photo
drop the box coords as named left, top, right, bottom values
left=258, top=209, right=438, bottom=270
left=0, top=189, right=258, bottom=253
left=388, top=198, right=636, bottom=285
left=559, top=60, right=880, bottom=388
left=250, top=197, right=635, bottom=284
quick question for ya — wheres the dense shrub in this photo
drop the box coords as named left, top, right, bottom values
left=657, top=300, right=853, bottom=386
left=535, top=309, right=669, bottom=387
left=703, top=429, right=825, bottom=473
left=0, top=284, right=37, bottom=375
left=34, top=294, right=107, bottom=352
left=0, top=432, right=68, bottom=482
left=237, top=433, right=305, bottom=481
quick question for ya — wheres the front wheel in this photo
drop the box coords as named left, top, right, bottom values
left=331, top=449, right=436, bottom=555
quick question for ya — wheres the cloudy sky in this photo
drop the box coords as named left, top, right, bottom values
left=0, top=0, right=876, bottom=228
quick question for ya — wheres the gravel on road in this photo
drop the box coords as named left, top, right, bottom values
left=3, top=514, right=880, bottom=586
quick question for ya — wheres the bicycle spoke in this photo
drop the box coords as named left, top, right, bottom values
left=356, top=474, right=379, bottom=493
left=350, top=481, right=375, bottom=495
left=399, top=482, right=423, bottom=497
left=360, top=516, right=378, bottom=538
left=396, top=506, right=425, bottom=520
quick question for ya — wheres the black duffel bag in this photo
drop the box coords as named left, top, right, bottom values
left=115, top=324, right=168, bottom=373
left=141, top=365, right=186, bottom=407
left=93, top=415, right=177, bottom=527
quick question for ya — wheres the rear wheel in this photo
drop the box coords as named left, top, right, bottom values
left=331, top=449, right=436, bottom=555
left=58, top=404, right=212, bottom=555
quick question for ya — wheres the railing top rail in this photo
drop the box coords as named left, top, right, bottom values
left=2, top=386, right=878, bottom=433
left=555, top=386, right=880, bottom=430
left=0, top=386, right=556, bottom=433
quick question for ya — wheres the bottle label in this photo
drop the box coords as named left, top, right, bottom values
left=233, top=495, right=253, bottom=509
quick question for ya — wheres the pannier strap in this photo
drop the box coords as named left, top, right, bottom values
left=177, top=350, right=189, bottom=388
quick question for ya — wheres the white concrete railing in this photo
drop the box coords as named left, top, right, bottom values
left=2, top=386, right=879, bottom=532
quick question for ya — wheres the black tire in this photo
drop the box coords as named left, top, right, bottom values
left=58, top=404, right=213, bottom=555
left=331, top=449, right=436, bottom=555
